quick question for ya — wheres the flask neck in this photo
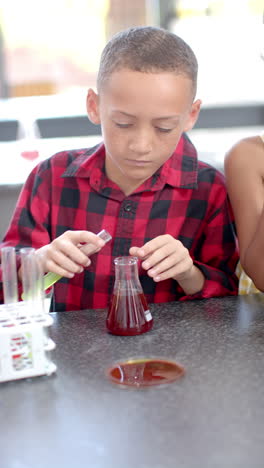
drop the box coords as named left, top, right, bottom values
left=114, top=257, right=142, bottom=289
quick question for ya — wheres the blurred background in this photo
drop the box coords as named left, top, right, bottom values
left=0, top=0, right=263, bottom=100
left=0, top=0, right=264, bottom=237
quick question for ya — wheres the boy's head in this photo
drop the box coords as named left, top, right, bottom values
left=97, top=26, right=198, bottom=98
left=87, top=26, right=201, bottom=195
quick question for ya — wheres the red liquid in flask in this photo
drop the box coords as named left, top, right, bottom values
left=106, top=290, right=153, bottom=336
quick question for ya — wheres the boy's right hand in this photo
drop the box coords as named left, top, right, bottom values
left=35, top=230, right=105, bottom=278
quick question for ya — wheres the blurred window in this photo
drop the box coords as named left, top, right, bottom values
left=172, top=0, right=264, bottom=104
left=0, top=0, right=110, bottom=97
left=0, top=0, right=263, bottom=105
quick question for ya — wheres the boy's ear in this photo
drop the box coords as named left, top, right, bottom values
left=86, top=88, right=101, bottom=124
left=183, top=99, right=202, bottom=132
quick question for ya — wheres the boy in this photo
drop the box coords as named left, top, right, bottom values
left=0, top=26, right=238, bottom=311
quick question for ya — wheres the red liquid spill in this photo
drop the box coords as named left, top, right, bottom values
left=20, top=150, right=39, bottom=161
left=106, top=358, right=185, bottom=387
left=106, top=291, right=153, bottom=336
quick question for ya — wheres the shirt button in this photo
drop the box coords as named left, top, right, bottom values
left=124, top=203, right=132, bottom=212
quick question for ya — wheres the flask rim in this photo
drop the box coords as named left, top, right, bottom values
left=113, top=256, right=138, bottom=266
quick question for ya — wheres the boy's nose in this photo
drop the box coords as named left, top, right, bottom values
left=129, top=133, right=152, bottom=155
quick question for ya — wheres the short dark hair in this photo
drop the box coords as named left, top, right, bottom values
left=97, top=26, right=198, bottom=96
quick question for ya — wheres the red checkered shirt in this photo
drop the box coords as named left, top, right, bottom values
left=0, top=134, right=238, bottom=310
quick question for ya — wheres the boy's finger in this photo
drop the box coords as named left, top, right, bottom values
left=57, top=233, right=104, bottom=264
left=80, top=243, right=103, bottom=256
left=50, top=244, right=89, bottom=269
left=67, top=230, right=105, bottom=248
left=135, top=236, right=170, bottom=258
left=142, top=243, right=179, bottom=269
left=147, top=253, right=180, bottom=277
left=46, top=257, right=91, bottom=278
left=129, top=246, right=146, bottom=258
left=130, top=241, right=164, bottom=260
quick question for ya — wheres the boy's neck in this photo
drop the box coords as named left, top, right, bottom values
left=104, top=159, right=152, bottom=196
left=110, top=175, right=148, bottom=197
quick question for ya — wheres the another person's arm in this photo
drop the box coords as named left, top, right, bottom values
left=224, top=136, right=264, bottom=290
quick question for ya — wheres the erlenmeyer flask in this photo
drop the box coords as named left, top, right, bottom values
left=106, top=256, right=153, bottom=336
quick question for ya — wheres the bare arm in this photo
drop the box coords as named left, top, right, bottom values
left=224, top=136, right=264, bottom=290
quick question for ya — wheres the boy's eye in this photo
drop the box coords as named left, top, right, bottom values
left=156, top=127, right=173, bottom=133
left=115, top=123, right=132, bottom=128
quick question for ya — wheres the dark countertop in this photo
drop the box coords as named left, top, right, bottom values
left=1, top=295, right=264, bottom=468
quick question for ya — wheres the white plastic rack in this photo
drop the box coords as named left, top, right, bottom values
left=0, top=301, right=56, bottom=382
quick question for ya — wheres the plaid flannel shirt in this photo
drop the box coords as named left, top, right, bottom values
left=0, top=133, right=238, bottom=310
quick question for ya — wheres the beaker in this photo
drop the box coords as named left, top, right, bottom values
left=106, top=256, right=153, bottom=336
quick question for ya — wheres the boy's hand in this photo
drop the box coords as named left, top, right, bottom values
left=129, top=234, right=205, bottom=294
left=35, top=230, right=105, bottom=278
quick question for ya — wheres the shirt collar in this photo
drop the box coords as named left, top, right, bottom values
left=159, top=133, right=198, bottom=189
left=62, top=133, right=198, bottom=191
left=61, top=143, right=104, bottom=178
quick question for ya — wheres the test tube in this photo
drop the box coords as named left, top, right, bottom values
left=1, top=246, right=18, bottom=304
left=97, top=229, right=112, bottom=243
left=20, top=248, right=44, bottom=313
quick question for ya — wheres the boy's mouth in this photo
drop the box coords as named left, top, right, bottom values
left=126, top=159, right=152, bottom=166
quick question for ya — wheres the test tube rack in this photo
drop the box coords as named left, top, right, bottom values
left=0, top=301, right=56, bottom=383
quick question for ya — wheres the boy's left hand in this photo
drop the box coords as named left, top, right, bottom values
left=129, top=234, right=194, bottom=283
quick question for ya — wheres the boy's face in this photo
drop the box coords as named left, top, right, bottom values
left=87, top=69, right=201, bottom=195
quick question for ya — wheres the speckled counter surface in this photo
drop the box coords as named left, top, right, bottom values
left=1, top=295, right=264, bottom=468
